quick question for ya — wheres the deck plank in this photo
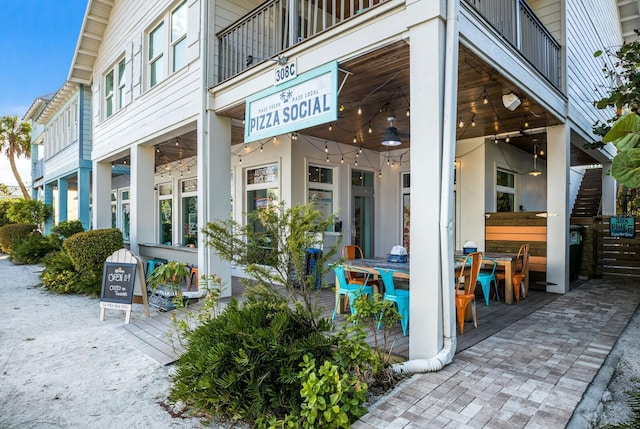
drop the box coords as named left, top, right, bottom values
left=120, top=277, right=560, bottom=364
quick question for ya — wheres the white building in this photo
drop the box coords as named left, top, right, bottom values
left=53, top=0, right=632, bottom=362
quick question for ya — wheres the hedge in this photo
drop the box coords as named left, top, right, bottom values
left=0, top=223, right=37, bottom=254
left=63, top=228, right=124, bottom=275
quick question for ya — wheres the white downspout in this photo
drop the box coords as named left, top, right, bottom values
left=393, top=0, right=459, bottom=374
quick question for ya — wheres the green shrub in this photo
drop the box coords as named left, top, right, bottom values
left=9, top=232, right=60, bottom=265
left=0, top=223, right=37, bottom=254
left=6, top=199, right=52, bottom=225
left=40, top=250, right=98, bottom=294
left=0, top=200, right=13, bottom=227
left=51, top=220, right=85, bottom=239
left=169, top=284, right=338, bottom=424
left=63, top=228, right=123, bottom=275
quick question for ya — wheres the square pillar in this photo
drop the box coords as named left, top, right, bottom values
left=93, top=161, right=113, bottom=230
left=601, top=162, right=616, bottom=215
left=130, top=145, right=156, bottom=254
left=409, top=16, right=448, bottom=359
left=77, top=167, right=91, bottom=230
left=44, top=183, right=54, bottom=234
left=546, top=124, right=570, bottom=293
left=58, top=178, right=69, bottom=223
left=200, top=113, right=232, bottom=297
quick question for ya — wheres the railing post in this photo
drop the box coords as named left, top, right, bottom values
left=514, top=0, right=521, bottom=50
left=288, top=0, right=299, bottom=47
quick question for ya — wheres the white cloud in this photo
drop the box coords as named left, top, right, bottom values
left=0, top=157, right=31, bottom=187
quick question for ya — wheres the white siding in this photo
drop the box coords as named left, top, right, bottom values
left=566, top=0, right=623, bottom=139
left=92, top=0, right=202, bottom=161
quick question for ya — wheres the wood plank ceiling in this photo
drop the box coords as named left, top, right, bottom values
left=151, top=42, right=602, bottom=168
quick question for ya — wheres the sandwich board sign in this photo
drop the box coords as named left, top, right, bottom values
left=100, top=262, right=137, bottom=324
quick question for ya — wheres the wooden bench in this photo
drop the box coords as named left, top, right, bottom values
left=484, top=212, right=547, bottom=274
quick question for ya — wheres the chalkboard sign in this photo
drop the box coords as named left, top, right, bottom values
left=610, top=217, right=635, bottom=238
left=101, top=262, right=137, bottom=305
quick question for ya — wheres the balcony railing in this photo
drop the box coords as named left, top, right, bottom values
left=464, top=0, right=560, bottom=87
left=217, top=0, right=386, bottom=83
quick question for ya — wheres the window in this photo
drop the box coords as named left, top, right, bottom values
left=401, top=172, right=410, bottom=252
left=158, top=183, right=173, bottom=245
left=181, top=179, right=197, bottom=246
left=120, top=190, right=131, bottom=241
left=148, top=1, right=187, bottom=88
left=246, top=164, right=279, bottom=266
left=171, top=2, right=187, bottom=72
left=104, top=58, right=126, bottom=118
left=308, top=165, right=335, bottom=231
left=149, top=23, right=165, bottom=87
left=496, top=169, right=516, bottom=212
left=111, top=192, right=117, bottom=229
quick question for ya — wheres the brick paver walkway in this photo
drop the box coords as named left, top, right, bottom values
left=355, top=279, right=640, bottom=428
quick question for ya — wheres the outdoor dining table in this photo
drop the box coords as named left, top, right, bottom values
left=454, top=251, right=527, bottom=305
left=337, top=257, right=466, bottom=314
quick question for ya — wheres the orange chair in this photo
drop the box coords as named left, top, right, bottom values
left=455, top=251, right=482, bottom=335
left=187, top=266, right=199, bottom=291
left=496, top=244, right=529, bottom=303
left=341, top=245, right=378, bottom=288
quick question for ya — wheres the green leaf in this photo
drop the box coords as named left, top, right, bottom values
left=594, top=50, right=603, bottom=57
left=604, top=113, right=640, bottom=144
left=611, top=149, right=640, bottom=188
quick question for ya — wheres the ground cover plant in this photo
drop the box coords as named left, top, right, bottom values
left=167, top=201, right=403, bottom=427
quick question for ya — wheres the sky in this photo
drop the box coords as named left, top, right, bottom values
left=0, top=0, right=87, bottom=187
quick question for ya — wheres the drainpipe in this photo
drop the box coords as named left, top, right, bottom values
left=393, top=0, right=459, bottom=374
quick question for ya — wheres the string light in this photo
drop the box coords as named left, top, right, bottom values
left=239, top=156, right=242, bottom=164
left=406, top=107, right=410, bottom=117
left=355, top=159, right=358, bottom=166
left=357, top=105, right=362, bottom=115
left=379, top=171, right=382, bottom=178
left=483, top=90, right=489, bottom=105
left=368, top=123, right=373, bottom=134
left=471, top=115, right=476, bottom=127
left=341, top=156, right=344, bottom=163
left=260, top=144, right=263, bottom=152
left=324, top=142, right=328, bottom=153
left=326, top=155, right=330, bottom=162
left=353, top=134, right=357, bottom=144
left=329, top=123, right=332, bottom=131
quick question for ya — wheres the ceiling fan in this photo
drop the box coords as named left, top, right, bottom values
left=381, top=116, right=409, bottom=146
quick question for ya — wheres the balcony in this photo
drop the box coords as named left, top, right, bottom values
left=217, top=0, right=387, bottom=83
left=464, top=0, right=560, bottom=87
left=216, top=0, right=560, bottom=87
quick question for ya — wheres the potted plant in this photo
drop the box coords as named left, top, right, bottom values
left=146, top=261, right=191, bottom=311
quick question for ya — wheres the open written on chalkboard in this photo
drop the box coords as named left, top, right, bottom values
left=100, top=262, right=137, bottom=324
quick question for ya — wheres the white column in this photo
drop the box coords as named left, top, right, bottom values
left=409, top=17, right=447, bottom=359
left=130, top=145, right=155, bottom=254
left=546, top=124, right=570, bottom=293
left=601, top=161, right=617, bottom=215
left=199, top=113, right=232, bottom=297
left=93, top=161, right=112, bottom=230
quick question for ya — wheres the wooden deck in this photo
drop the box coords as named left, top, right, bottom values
left=121, top=278, right=560, bottom=365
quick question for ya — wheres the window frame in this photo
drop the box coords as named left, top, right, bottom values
left=103, top=57, right=126, bottom=119
left=147, top=1, right=188, bottom=89
left=496, top=168, right=517, bottom=212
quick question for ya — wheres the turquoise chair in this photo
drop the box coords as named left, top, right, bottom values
left=375, top=268, right=410, bottom=336
left=477, top=258, right=499, bottom=305
left=332, top=265, right=374, bottom=319
left=145, top=258, right=167, bottom=280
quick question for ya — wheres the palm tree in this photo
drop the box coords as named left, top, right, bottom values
left=0, top=115, right=31, bottom=199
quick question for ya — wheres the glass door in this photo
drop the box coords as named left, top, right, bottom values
left=351, top=170, right=374, bottom=258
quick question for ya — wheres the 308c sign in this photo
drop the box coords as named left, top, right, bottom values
left=275, top=60, right=297, bottom=85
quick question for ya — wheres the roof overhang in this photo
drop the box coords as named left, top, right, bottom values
left=35, top=81, right=79, bottom=124
left=68, top=0, right=114, bottom=85
left=618, top=0, right=640, bottom=43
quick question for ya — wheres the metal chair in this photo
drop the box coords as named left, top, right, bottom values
left=332, top=265, right=374, bottom=319
left=496, top=243, right=529, bottom=303
left=477, top=258, right=499, bottom=305
left=374, top=267, right=410, bottom=336
left=455, top=251, right=482, bottom=334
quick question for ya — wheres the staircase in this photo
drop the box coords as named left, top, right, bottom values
left=571, top=167, right=602, bottom=224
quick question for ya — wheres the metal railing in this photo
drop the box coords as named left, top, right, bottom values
left=464, top=0, right=560, bottom=87
left=217, top=0, right=385, bottom=82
